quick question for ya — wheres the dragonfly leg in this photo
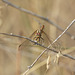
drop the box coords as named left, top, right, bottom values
left=37, top=37, right=40, bottom=42
left=33, top=37, right=37, bottom=41
left=32, top=37, right=40, bottom=45
left=41, top=37, right=44, bottom=41
left=33, top=36, right=44, bottom=44
left=35, top=37, right=44, bottom=44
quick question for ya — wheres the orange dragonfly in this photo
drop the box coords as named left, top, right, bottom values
left=19, top=25, right=52, bottom=48
left=0, top=25, right=53, bottom=54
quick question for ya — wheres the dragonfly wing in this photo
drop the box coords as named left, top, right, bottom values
left=41, top=31, right=53, bottom=47
left=19, top=30, right=37, bottom=48
left=42, top=31, right=61, bottom=51
left=42, top=31, right=52, bottom=43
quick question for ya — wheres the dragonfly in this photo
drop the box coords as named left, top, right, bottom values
left=0, top=25, right=60, bottom=56
left=19, top=25, right=52, bottom=48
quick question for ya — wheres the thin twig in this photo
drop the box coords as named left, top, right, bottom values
left=0, top=33, right=60, bottom=53
left=0, top=32, right=75, bottom=60
left=2, top=0, right=75, bottom=39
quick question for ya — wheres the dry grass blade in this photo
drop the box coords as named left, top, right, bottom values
left=46, top=55, right=51, bottom=70
left=54, top=51, right=62, bottom=64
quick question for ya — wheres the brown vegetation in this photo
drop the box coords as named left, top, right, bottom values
left=0, top=0, right=75, bottom=75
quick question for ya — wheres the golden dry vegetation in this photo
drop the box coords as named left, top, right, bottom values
left=0, top=0, right=75, bottom=75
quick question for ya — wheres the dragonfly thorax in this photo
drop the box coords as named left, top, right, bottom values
left=33, top=30, right=43, bottom=43
left=31, top=25, right=45, bottom=43
left=36, top=30, right=42, bottom=36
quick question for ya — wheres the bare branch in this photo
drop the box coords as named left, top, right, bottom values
left=0, top=32, right=75, bottom=60
left=2, top=0, right=75, bottom=39
left=0, top=19, right=75, bottom=60
left=0, top=33, right=59, bottom=53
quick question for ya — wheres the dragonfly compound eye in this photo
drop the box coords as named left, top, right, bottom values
left=36, top=32, right=41, bottom=35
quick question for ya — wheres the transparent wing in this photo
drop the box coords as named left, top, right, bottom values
left=19, top=30, right=37, bottom=48
left=42, top=31, right=62, bottom=51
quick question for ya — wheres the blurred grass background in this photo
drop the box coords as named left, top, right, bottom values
left=0, top=0, right=75, bottom=75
